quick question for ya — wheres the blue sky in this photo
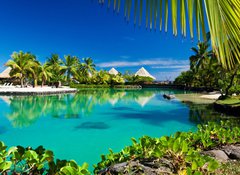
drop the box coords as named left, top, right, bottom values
left=0, top=0, right=200, bottom=80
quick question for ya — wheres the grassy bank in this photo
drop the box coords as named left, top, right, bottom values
left=216, top=96, right=240, bottom=107
left=214, top=96, right=240, bottom=116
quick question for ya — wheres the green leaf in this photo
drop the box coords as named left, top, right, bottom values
left=81, top=162, right=88, bottom=170
left=207, top=160, right=219, bottom=171
left=59, top=166, right=76, bottom=175
left=186, top=167, right=192, bottom=175
left=0, top=161, right=12, bottom=172
left=173, top=139, right=180, bottom=152
left=37, top=163, right=44, bottom=170
left=193, top=171, right=201, bottom=175
left=68, top=160, right=78, bottom=169
left=191, top=160, right=198, bottom=170
left=7, top=146, right=18, bottom=156
left=182, top=141, right=188, bottom=153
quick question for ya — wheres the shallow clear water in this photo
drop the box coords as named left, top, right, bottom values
left=0, top=88, right=226, bottom=170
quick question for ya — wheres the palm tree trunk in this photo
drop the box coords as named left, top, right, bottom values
left=67, top=71, right=70, bottom=83
left=34, top=79, right=38, bottom=88
left=225, top=67, right=238, bottom=97
left=20, top=77, right=24, bottom=88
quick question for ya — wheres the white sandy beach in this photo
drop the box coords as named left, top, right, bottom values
left=175, top=92, right=221, bottom=104
left=0, top=86, right=77, bottom=94
left=200, top=94, right=221, bottom=100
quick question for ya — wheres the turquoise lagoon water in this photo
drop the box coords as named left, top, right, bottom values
left=0, top=88, right=221, bottom=170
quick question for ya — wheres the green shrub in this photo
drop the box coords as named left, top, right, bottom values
left=94, top=121, right=240, bottom=174
left=70, top=83, right=110, bottom=89
left=0, top=143, right=89, bottom=175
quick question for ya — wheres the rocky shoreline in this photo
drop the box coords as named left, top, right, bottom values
left=98, top=144, right=240, bottom=175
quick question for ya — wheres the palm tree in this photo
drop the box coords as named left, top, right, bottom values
left=64, top=55, right=79, bottom=83
left=46, top=54, right=66, bottom=87
left=99, top=0, right=239, bottom=69
left=82, top=57, right=96, bottom=77
left=46, top=54, right=63, bottom=67
left=5, top=51, right=38, bottom=87
left=31, top=60, right=41, bottom=88
left=38, top=63, right=52, bottom=87
left=189, top=42, right=212, bottom=72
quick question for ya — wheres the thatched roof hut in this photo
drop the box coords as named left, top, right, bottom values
left=135, top=67, right=156, bottom=80
left=0, top=67, right=11, bottom=79
left=109, top=68, right=119, bottom=75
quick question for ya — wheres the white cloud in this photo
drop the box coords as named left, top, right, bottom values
left=97, top=58, right=188, bottom=68
left=151, top=65, right=190, bottom=69
left=97, top=58, right=190, bottom=81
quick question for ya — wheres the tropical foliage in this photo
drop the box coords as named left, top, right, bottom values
left=1, top=121, right=240, bottom=174
left=0, top=142, right=89, bottom=175
left=99, top=0, right=240, bottom=69
left=5, top=51, right=39, bottom=87
left=174, top=39, right=240, bottom=97
left=5, top=50, right=155, bottom=87
left=94, top=121, right=240, bottom=174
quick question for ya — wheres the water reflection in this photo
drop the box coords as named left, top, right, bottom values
left=0, top=89, right=158, bottom=128
left=0, top=89, right=238, bottom=128
left=184, top=101, right=240, bottom=124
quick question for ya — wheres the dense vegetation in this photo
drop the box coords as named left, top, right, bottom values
left=94, top=121, right=240, bottom=174
left=4, top=51, right=154, bottom=87
left=1, top=1, right=239, bottom=174
left=0, top=142, right=89, bottom=175
left=174, top=36, right=240, bottom=98
left=1, top=121, right=239, bottom=174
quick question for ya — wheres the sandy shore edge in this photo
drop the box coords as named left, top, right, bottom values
left=0, top=86, right=77, bottom=95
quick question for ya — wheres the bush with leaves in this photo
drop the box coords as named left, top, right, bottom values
left=0, top=143, right=89, bottom=175
left=94, top=121, right=240, bottom=174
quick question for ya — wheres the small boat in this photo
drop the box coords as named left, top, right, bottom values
left=163, top=94, right=175, bottom=100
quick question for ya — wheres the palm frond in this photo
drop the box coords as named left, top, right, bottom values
left=99, top=0, right=240, bottom=69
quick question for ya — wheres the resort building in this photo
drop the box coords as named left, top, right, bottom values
left=108, top=68, right=119, bottom=75
left=0, top=67, right=13, bottom=84
left=0, top=67, right=11, bottom=79
left=135, top=67, right=156, bottom=80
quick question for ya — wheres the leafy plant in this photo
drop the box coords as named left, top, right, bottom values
left=0, top=143, right=89, bottom=175
left=94, top=121, right=240, bottom=174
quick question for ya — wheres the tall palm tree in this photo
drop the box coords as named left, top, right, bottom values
left=46, top=54, right=63, bottom=67
left=189, top=42, right=212, bottom=72
left=64, top=55, right=79, bottom=83
left=5, top=51, right=38, bottom=87
left=99, top=0, right=239, bottom=69
left=46, top=54, right=66, bottom=87
left=38, top=63, right=52, bottom=87
left=31, top=60, right=41, bottom=88
left=82, top=57, right=96, bottom=77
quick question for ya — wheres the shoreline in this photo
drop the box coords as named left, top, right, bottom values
left=175, top=93, right=220, bottom=104
left=0, top=86, right=77, bottom=95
